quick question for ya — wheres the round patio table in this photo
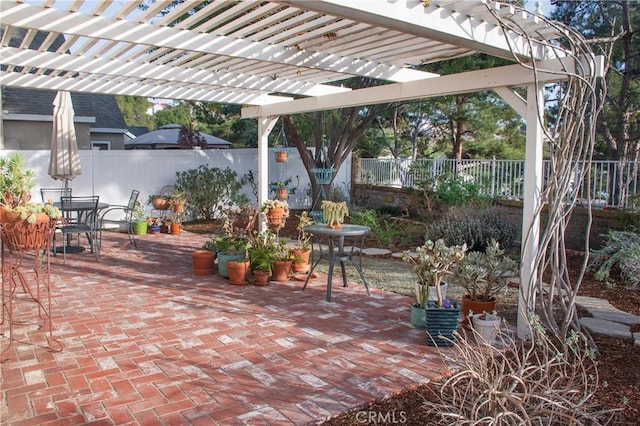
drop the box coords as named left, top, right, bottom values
left=301, top=224, right=371, bottom=302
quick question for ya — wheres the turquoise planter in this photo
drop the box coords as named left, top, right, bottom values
left=217, top=252, right=246, bottom=278
left=424, top=301, right=460, bottom=347
left=410, top=304, right=426, bottom=329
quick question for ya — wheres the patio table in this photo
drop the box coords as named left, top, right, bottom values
left=302, top=224, right=371, bottom=302
left=53, top=200, right=109, bottom=253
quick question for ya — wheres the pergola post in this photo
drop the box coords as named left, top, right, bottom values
left=517, top=82, right=545, bottom=340
left=257, top=116, right=278, bottom=229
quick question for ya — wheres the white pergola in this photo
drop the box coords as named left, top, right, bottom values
left=0, top=0, right=600, bottom=338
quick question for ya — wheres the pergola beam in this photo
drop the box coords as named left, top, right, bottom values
left=242, top=58, right=573, bottom=118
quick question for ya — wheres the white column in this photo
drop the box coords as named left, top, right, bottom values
left=517, top=83, right=545, bottom=340
left=257, top=116, right=278, bottom=229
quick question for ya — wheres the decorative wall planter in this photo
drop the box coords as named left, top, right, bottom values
left=424, top=301, right=460, bottom=347
left=192, top=250, right=215, bottom=276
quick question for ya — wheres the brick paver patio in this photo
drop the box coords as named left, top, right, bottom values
left=1, top=230, right=446, bottom=425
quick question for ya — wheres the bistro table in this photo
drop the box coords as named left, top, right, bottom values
left=302, top=223, right=371, bottom=302
left=53, top=199, right=109, bottom=253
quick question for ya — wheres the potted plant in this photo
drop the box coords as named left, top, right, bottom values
left=452, top=239, right=517, bottom=325
left=248, top=230, right=279, bottom=285
left=403, top=239, right=466, bottom=346
left=290, top=211, right=314, bottom=273
left=470, top=311, right=502, bottom=345
left=271, top=239, right=301, bottom=282
left=147, top=194, right=170, bottom=210
left=261, top=199, right=290, bottom=230
left=212, top=236, right=249, bottom=278
left=0, top=153, right=35, bottom=212
left=169, top=191, right=187, bottom=213
left=321, top=200, right=349, bottom=229
left=131, top=201, right=147, bottom=235
left=269, top=177, right=298, bottom=200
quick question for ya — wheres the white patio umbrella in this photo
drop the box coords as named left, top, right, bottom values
left=48, top=91, right=82, bottom=189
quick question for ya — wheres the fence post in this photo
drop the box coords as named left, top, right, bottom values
left=491, top=156, right=496, bottom=198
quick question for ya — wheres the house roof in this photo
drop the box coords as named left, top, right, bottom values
left=2, top=87, right=127, bottom=130
left=124, top=124, right=231, bottom=149
left=1, top=27, right=126, bottom=131
left=0, top=0, right=571, bottom=117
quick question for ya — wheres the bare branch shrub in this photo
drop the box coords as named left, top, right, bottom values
left=421, top=316, right=621, bottom=425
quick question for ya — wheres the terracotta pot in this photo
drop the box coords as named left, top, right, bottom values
left=290, top=248, right=311, bottom=273
left=461, top=295, right=498, bottom=326
left=271, top=260, right=292, bottom=282
left=152, top=197, right=170, bottom=210
left=326, top=221, right=343, bottom=230
left=227, top=260, right=250, bottom=285
left=171, top=201, right=185, bottom=213
left=192, top=250, right=215, bottom=276
left=266, top=207, right=285, bottom=226
left=275, top=151, right=288, bottom=162
left=252, top=269, right=270, bottom=286
left=217, top=252, right=245, bottom=278
left=170, top=223, right=181, bottom=235
left=275, top=188, right=288, bottom=200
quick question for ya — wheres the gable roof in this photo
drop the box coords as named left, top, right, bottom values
left=2, top=87, right=127, bottom=130
left=1, top=26, right=126, bottom=130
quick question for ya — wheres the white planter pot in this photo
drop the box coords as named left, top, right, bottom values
left=472, top=313, right=501, bottom=344
left=427, top=282, right=448, bottom=302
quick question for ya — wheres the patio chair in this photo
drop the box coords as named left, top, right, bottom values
left=98, top=190, right=140, bottom=249
left=40, top=187, right=72, bottom=203
left=54, top=195, right=100, bottom=262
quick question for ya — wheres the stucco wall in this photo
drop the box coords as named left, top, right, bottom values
left=2, top=120, right=92, bottom=149
left=352, top=183, right=639, bottom=251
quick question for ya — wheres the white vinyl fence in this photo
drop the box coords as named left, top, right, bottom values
left=3, top=148, right=351, bottom=216
left=358, top=157, right=640, bottom=209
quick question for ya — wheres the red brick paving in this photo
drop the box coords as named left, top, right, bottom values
left=1, top=230, right=446, bottom=425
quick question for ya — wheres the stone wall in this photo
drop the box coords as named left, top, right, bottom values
left=352, top=183, right=639, bottom=251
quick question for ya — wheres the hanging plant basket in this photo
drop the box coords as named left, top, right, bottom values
left=275, top=150, right=288, bottom=163
left=275, top=187, right=288, bottom=199
left=311, top=168, right=335, bottom=185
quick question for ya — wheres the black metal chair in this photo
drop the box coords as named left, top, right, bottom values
left=40, top=187, right=72, bottom=203
left=55, top=195, right=100, bottom=262
left=98, top=190, right=140, bottom=249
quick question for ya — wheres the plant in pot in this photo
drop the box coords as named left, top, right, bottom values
left=0, top=153, right=36, bottom=212
left=213, top=235, right=249, bottom=278
left=290, top=211, right=314, bottom=273
left=131, top=201, right=147, bottom=235
left=248, top=230, right=278, bottom=285
left=147, top=194, right=170, bottom=210
left=169, top=191, right=187, bottom=213
left=402, top=239, right=466, bottom=346
left=261, top=198, right=290, bottom=232
left=321, top=200, right=349, bottom=229
left=271, top=239, right=301, bottom=282
left=225, top=246, right=250, bottom=285
left=452, top=239, right=518, bottom=326
left=470, top=310, right=502, bottom=345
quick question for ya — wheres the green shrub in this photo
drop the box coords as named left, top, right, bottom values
left=590, top=230, right=640, bottom=289
left=175, top=165, right=251, bottom=221
left=350, top=208, right=421, bottom=249
left=425, top=203, right=519, bottom=252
